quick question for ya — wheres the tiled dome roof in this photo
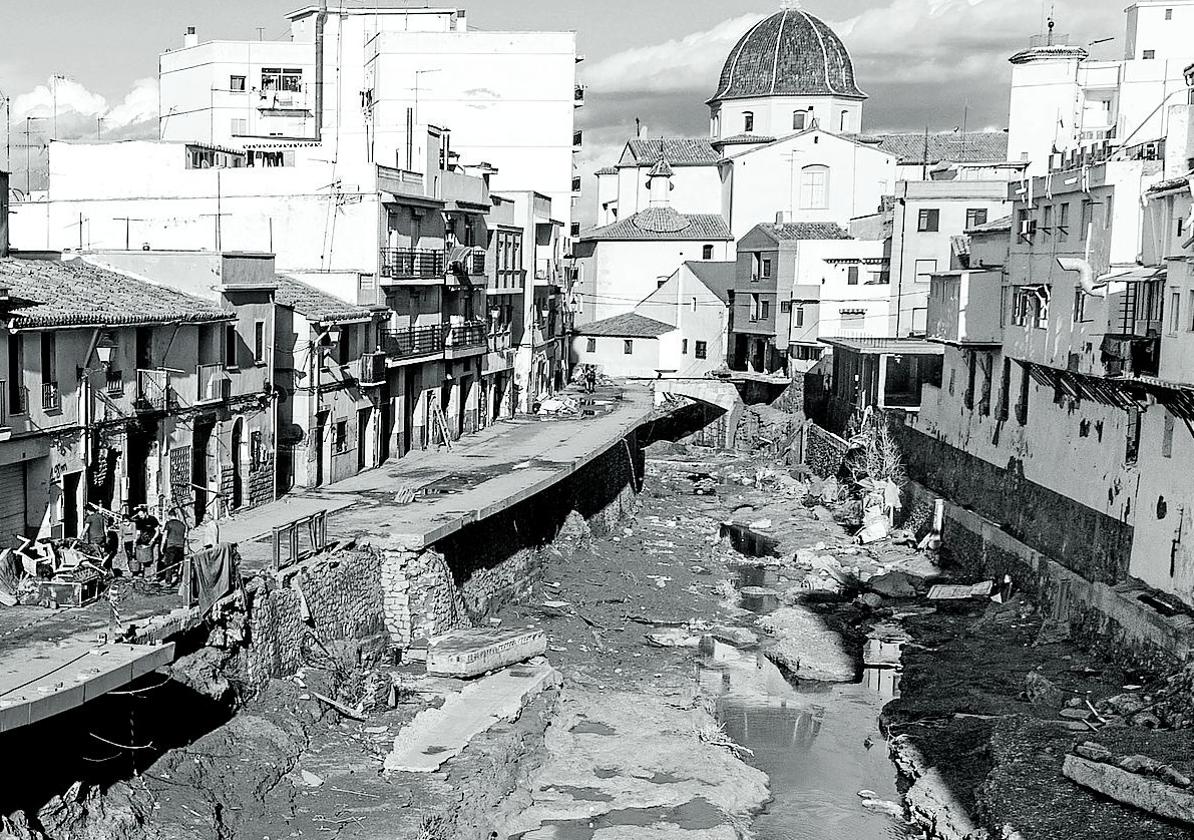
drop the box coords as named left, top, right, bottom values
left=710, top=8, right=865, bottom=103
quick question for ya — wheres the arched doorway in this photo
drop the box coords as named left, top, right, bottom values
left=230, top=417, right=244, bottom=511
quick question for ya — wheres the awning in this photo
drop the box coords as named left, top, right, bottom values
left=445, top=200, right=491, bottom=215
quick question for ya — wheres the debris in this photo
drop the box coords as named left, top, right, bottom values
left=644, top=628, right=699, bottom=648
left=1064, top=754, right=1194, bottom=825
left=425, top=628, right=548, bottom=678
left=695, top=721, right=754, bottom=760
left=927, top=581, right=994, bottom=600
left=867, top=571, right=919, bottom=599
left=298, top=770, right=324, bottom=788
left=748, top=518, right=773, bottom=530
left=314, top=692, right=365, bottom=722
left=1025, top=671, right=1065, bottom=706
left=709, top=626, right=759, bottom=648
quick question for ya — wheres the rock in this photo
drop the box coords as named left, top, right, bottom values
left=856, top=592, right=884, bottom=610
left=748, top=518, right=773, bottom=530
left=794, top=548, right=817, bottom=567
left=1059, top=707, right=1093, bottom=721
left=426, top=628, right=548, bottom=678
left=710, top=626, right=759, bottom=648
left=1118, top=754, right=1159, bottom=774
left=1025, top=671, right=1064, bottom=706
left=812, top=506, right=835, bottom=522
left=1064, top=754, right=1194, bottom=825
left=860, top=798, right=903, bottom=817
left=867, top=571, right=919, bottom=599
left=1102, top=692, right=1147, bottom=716
left=1074, top=741, right=1111, bottom=762
left=299, top=770, right=324, bottom=788
left=644, top=628, right=700, bottom=648
left=759, top=607, right=856, bottom=683
left=1160, top=766, right=1192, bottom=788
left=1132, top=711, right=1162, bottom=729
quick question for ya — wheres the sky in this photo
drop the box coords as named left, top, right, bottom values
left=0, top=0, right=1126, bottom=200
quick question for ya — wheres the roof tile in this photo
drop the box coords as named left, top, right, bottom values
left=624, top=138, right=720, bottom=167
left=275, top=275, right=373, bottom=323
left=577, top=312, right=674, bottom=338
left=580, top=209, right=733, bottom=242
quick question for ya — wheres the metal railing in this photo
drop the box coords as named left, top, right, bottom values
left=380, top=247, right=445, bottom=279
left=380, top=325, right=446, bottom=360
left=446, top=321, right=488, bottom=350
left=5, top=382, right=27, bottom=418
left=196, top=363, right=225, bottom=403
left=105, top=370, right=124, bottom=397
left=136, top=369, right=174, bottom=412
left=41, top=382, right=61, bottom=413
left=359, top=351, right=387, bottom=384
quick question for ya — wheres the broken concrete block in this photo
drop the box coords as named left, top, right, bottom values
left=867, top=571, right=918, bottom=599
left=1064, top=754, right=1194, bottom=825
left=426, top=628, right=547, bottom=678
left=709, top=626, right=759, bottom=648
left=1075, top=742, right=1112, bottom=762
left=1025, top=671, right=1064, bottom=706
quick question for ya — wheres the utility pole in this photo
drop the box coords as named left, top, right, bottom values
left=24, top=116, right=46, bottom=194
left=97, top=116, right=104, bottom=140
left=113, top=217, right=147, bottom=250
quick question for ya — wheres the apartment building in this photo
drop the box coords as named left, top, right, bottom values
left=158, top=6, right=579, bottom=232
left=909, top=91, right=1194, bottom=605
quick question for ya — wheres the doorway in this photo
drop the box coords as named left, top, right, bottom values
left=315, top=410, right=329, bottom=486
left=230, top=418, right=244, bottom=510
left=62, top=471, right=82, bottom=538
left=192, top=421, right=215, bottom=525
left=126, top=423, right=154, bottom=512
left=357, top=407, right=371, bottom=472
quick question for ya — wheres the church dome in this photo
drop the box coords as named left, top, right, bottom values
left=710, top=7, right=865, bottom=103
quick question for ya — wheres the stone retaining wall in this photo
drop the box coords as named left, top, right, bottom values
left=803, top=422, right=849, bottom=478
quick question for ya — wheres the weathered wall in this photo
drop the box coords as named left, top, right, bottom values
left=892, top=420, right=1133, bottom=586
left=804, top=422, right=849, bottom=479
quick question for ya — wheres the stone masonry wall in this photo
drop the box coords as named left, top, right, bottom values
left=803, top=422, right=849, bottom=479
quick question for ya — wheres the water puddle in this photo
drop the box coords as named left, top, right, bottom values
left=544, top=785, right=614, bottom=802
left=740, top=586, right=781, bottom=614
left=515, top=797, right=725, bottom=839
left=697, top=637, right=909, bottom=840
left=720, top=522, right=781, bottom=557
left=569, top=720, right=616, bottom=736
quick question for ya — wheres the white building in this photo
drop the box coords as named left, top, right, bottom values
left=158, top=6, right=579, bottom=231
left=1007, top=1, right=1194, bottom=176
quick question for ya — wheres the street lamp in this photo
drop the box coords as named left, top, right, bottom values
left=95, top=332, right=116, bottom=367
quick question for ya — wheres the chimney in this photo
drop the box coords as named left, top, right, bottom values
left=184, top=26, right=198, bottom=48
left=455, top=9, right=468, bottom=31
left=0, top=171, right=9, bottom=258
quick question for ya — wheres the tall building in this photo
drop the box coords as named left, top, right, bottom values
left=1007, top=1, right=1194, bottom=175
left=158, top=6, right=579, bottom=231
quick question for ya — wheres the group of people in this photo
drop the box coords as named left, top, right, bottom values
left=80, top=504, right=189, bottom=583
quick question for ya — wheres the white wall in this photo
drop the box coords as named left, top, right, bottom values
left=786, top=239, right=889, bottom=344
left=571, top=333, right=663, bottom=378
left=712, top=95, right=865, bottom=139
left=726, top=130, right=895, bottom=238
left=613, top=164, right=723, bottom=219
left=635, top=265, right=730, bottom=376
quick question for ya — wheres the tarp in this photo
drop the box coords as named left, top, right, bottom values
left=192, top=543, right=238, bottom=616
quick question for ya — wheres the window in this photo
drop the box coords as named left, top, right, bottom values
left=780, top=301, right=792, bottom=313
left=793, top=110, right=806, bottom=131
left=750, top=293, right=761, bottom=321
left=1143, top=49, right=1156, bottom=60
left=965, top=208, right=988, bottom=229
left=1180, top=216, right=1185, bottom=239
left=794, top=305, right=805, bottom=328
left=1127, top=408, right=1142, bottom=464
left=1058, top=202, right=1070, bottom=241
left=250, top=430, right=263, bottom=469
left=1033, top=291, right=1049, bottom=329
left=762, top=258, right=772, bottom=278
left=840, top=110, right=849, bottom=131
left=261, top=67, right=302, bottom=92
left=623, top=339, right=634, bottom=355
left=695, top=341, right=708, bottom=360
left=586, top=337, right=596, bottom=353
left=964, top=351, right=976, bottom=410
left=1166, top=8, right=1173, bottom=19
left=229, top=75, right=246, bottom=92
left=761, top=300, right=770, bottom=320
left=800, top=165, right=829, bottom=209
left=917, top=208, right=940, bottom=232
left=702, top=244, right=714, bottom=260
left=225, top=324, right=237, bottom=368
left=1073, top=287, right=1088, bottom=323
left=231, top=118, right=248, bottom=135
left=743, top=111, right=754, bottom=133
left=333, top=420, right=348, bottom=454
left=1043, top=205, right=1054, bottom=236
left=1105, top=194, right=1114, bottom=230
left=253, top=321, right=266, bottom=364
left=1188, top=290, right=1194, bottom=331
left=1163, top=409, right=1175, bottom=459
left=914, top=258, right=937, bottom=285
left=1080, top=199, right=1094, bottom=236
left=682, top=338, right=689, bottom=355
left=40, top=333, right=55, bottom=385
left=1171, top=290, right=1182, bottom=335
left=847, top=266, right=859, bottom=285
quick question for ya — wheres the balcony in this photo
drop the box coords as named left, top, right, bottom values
left=926, top=270, right=1004, bottom=346
left=1101, top=336, right=1160, bottom=379
left=445, top=321, right=488, bottom=359
left=135, top=369, right=176, bottom=413
left=377, top=165, right=425, bottom=200
left=196, top=363, right=228, bottom=403
left=447, top=246, right=486, bottom=279
left=105, top=370, right=124, bottom=397
left=41, top=382, right=62, bottom=413
left=359, top=351, right=387, bottom=385
left=381, top=325, right=446, bottom=362
left=574, top=85, right=586, bottom=107
left=380, top=248, right=446, bottom=282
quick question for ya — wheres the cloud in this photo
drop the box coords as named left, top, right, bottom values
left=11, top=74, right=158, bottom=139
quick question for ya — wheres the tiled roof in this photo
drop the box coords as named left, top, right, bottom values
left=0, top=258, right=228, bottom=329
left=1147, top=173, right=1192, bottom=195
left=580, top=208, right=733, bottom=242
left=648, top=158, right=674, bottom=178
left=713, top=133, right=775, bottom=146
left=711, top=9, right=865, bottom=103
left=684, top=261, right=737, bottom=304
left=968, top=214, right=1012, bottom=234
left=623, top=138, right=719, bottom=167
left=577, top=312, right=674, bottom=338
left=275, top=275, right=372, bottom=323
left=594, top=166, right=618, bottom=176
left=854, top=132, right=1009, bottom=164
left=822, top=336, right=944, bottom=356
left=756, top=222, right=852, bottom=241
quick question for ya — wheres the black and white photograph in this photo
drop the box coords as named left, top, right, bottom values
left=1, top=1, right=1193, bottom=837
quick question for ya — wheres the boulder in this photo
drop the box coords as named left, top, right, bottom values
left=1064, top=754, right=1194, bottom=825
left=759, top=607, right=855, bottom=682
left=710, top=626, right=759, bottom=648
left=1025, top=671, right=1064, bottom=707
left=426, top=628, right=547, bottom=678
left=867, top=571, right=919, bottom=599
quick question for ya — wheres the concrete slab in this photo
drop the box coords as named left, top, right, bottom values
left=384, top=658, right=560, bottom=772
left=0, top=640, right=175, bottom=733
left=426, top=628, right=547, bottom=678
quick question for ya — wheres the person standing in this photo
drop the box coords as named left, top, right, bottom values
left=161, top=510, right=187, bottom=584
